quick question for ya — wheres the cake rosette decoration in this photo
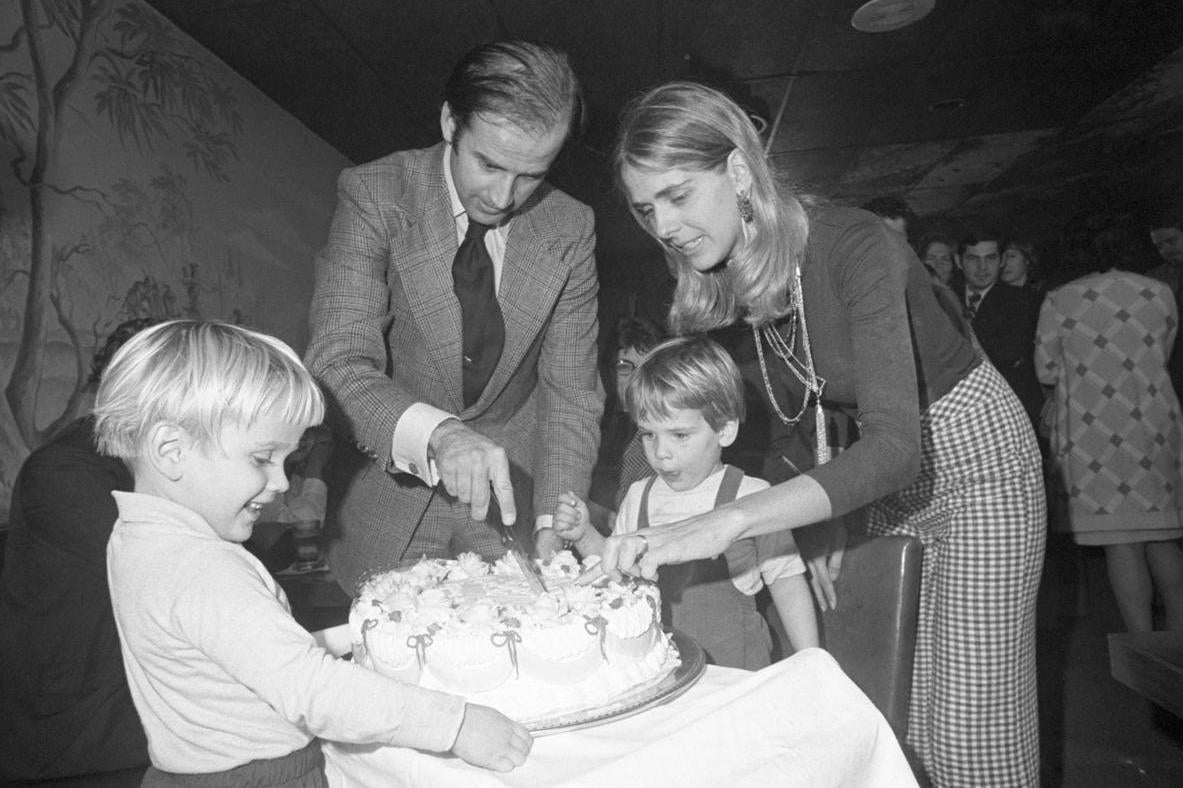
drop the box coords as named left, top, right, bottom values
left=448, top=551, right=491, bottom=581
left=377, top=588, right=417, bottom=617
left=540, top=549, right=582, bottom=581
left=558, top=579, right=602, bottom=614
left=402, top=557, right=450, bottom=588
left=413, top=587, right=454, bottom=626
left=491, top=554, right=519, bottom=577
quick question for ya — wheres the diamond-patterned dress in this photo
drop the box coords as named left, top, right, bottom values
left=1035, top=270, right=1183, bottom=544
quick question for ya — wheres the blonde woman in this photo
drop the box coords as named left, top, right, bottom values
left=599, top=81, right=1046, bottom=787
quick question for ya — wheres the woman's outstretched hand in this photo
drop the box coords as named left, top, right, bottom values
left=596, top=507, right=743, bottom=582
left=599, top=531, right=658, bottom=582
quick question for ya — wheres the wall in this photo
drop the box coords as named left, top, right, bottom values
left=0, top=1, right=351, bottom=517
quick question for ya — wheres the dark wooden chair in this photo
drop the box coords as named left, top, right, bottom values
left=820, top=533, right=922, bottom=739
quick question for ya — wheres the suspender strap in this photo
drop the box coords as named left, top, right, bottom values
left=637, top=465, right=743, bottom=530
left=713, top=465, right=744, bottom=507
left=637, top=476, right=659, bottom=530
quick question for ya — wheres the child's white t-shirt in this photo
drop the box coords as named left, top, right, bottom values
left=613, top=467, right=806, bottom=594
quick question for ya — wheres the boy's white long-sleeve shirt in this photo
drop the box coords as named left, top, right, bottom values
left=613, top=468, right=806, bottom=594
left=107, top=491, right=465, bottom=773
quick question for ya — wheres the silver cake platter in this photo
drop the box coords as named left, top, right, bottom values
left=525, top=629, right=707, bottom=736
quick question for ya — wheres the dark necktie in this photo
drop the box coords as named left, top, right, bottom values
left=965, top=290, right=982, bottom=321
left=452, top=219, right=504, bottom=407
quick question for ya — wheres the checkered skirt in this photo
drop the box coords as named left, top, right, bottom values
left=867, top=360, right=1047, bottom=787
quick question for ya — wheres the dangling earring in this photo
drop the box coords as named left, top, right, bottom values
left=737, top=191, right=754, bottom=224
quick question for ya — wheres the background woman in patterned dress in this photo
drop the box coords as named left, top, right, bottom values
left=601, top=81, right=1047, bottom=787
left=1036, top=216, right=1183, bottom=632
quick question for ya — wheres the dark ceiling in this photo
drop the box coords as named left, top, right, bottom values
left=149, top=0, right=1183, bottom=265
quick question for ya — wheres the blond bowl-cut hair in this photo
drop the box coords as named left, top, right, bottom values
left=624, top=335, right=744, bottom=432
left=94, top=320, right=325, bottom=460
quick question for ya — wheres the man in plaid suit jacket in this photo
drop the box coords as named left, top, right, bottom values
left=306, top=41, right=603, bottom=592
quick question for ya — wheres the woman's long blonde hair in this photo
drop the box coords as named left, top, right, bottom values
left=613, top=81, right=810, bottom=333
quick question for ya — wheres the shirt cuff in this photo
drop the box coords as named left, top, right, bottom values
left=534, top=514, right=554, bottom=534
left=730, top=569, right=764, bottom=596
left=759, top=554, right=808, bottom=585
left=391, top=403, right=455, bottom=485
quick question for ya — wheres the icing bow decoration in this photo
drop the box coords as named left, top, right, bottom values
left=490, top=629, right=522, bottom=678
left=584, top=614, right=608, bottom=660
left=645, top=594, right=660, bottom=630
left=359, top=617, right=378, bottom=661
left=406, top=628, right=437, bottom=669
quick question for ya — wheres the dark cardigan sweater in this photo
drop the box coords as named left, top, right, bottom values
left=735, top=206, right=980, bottom=519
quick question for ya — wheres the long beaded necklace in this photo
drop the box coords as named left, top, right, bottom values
left=752, top=263, right=831, bottom=465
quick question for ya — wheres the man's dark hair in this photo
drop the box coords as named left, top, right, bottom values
left=958, top=229, right=1006, bottom=256
left=443, top=40, right=585, bottom=142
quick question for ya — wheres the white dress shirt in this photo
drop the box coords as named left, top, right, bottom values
left=966, top=282, right=995, bottom=310
left=389, top=145, right=563, bottom=528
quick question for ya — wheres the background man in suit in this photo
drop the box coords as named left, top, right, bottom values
left=958, top=230, right=1044, bottom=428
left=306, top=41, right=604, bottom=592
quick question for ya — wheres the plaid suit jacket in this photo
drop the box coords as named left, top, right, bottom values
left=306, top=143, right=604, bottom=590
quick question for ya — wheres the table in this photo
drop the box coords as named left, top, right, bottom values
left=323, top=648, right=919, bottom=787
left=1108, top=630, right=1183, bottom=719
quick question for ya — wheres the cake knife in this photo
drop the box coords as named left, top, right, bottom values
left=501, top=524, right=548, bottom=594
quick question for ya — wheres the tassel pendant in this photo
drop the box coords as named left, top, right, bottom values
left=815, top=401, right=831, bottom=466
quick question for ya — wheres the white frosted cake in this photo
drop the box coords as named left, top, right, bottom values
left=348, top=550, right=680, bottom=725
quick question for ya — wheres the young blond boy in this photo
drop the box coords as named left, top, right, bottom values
left=94, top=320, right=531, bottom=786
left=555, top=336, right=818, bottom=667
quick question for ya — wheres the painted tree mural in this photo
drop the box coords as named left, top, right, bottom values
left=0, top=0, right=243, bottom=464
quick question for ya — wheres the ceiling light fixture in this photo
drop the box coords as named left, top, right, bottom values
left=851, top=0, right=935, bottom=33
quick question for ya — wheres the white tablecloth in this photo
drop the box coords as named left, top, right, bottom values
left=323, top=648, right=918, bottom=787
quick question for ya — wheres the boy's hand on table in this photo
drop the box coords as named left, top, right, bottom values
left=451, top=703, right=532, bottom=771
